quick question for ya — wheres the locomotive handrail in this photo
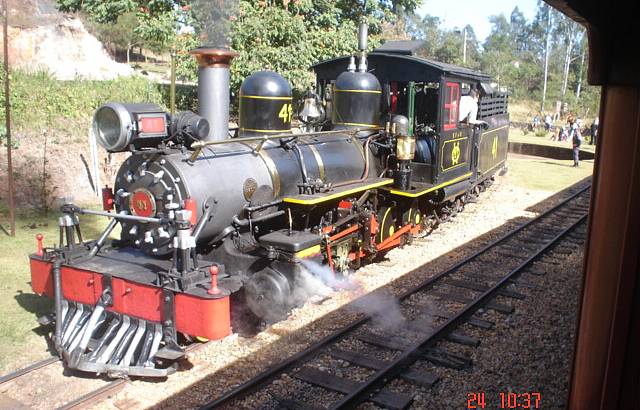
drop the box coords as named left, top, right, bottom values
left=188, top=127, right=381, bottom=162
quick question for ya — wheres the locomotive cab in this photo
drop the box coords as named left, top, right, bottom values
left=313, top=42, right=509, bottom=200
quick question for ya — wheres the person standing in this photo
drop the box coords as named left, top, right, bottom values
left=571, top=121, right=583, bottom=167
left=590, top=117, right=599, bottom=145
left=544, top=113, right=553, bottom=132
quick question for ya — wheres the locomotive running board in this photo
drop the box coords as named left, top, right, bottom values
left=57, top=300, right=177, bottom=378
left=283, top=178, right=393, bottom=205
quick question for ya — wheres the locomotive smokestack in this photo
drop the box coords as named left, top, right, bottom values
left=189, top=48, right=238, bottom=141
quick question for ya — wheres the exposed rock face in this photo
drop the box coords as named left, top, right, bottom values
left=1, top=0, right=133, bottom=80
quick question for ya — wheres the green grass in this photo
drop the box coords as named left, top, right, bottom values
left=509, top=127, right=596, bottom=154
left=506, top=156, right=594, bottom=191
left=0, top=212, right=110, bottom=373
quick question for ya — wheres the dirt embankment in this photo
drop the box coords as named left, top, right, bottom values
left=1, top=0, right=132, bottom=80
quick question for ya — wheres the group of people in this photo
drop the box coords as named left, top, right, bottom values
left=531, top=112, right=600, bottom=167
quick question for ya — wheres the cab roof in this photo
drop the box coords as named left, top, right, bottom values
left=312, top=52, right=492, bottom=84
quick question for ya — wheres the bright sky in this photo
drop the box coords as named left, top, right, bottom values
left=417, top=0, right=539, bottom=42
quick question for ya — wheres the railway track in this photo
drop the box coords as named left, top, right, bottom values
left=201, top=183, right=591, bottom=410
left=0, top=341, right=210, bottom=409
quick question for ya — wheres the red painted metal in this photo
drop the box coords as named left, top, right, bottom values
left=29, top=259, right=232, bottom=340
left=337, top=200, right=353, bottom=209
left=376, top=224, right=411, bottom=251
left=207, top=265, right=221, bottom=295
left=370, top=214, right=379, bottom=236
left=391, top=81, right=398, bottom=113
left=36, top=234, right=44, bottom=256
left=184, top=198, right=197, bottom=226
left=326, top=242, right=335, bottom=273
left=111, top=278, right=161, bottom=321
left=175, top=293, right=230, bottom=340
left=130, top=190, right=155, bottom=218
left=139, top=116, right=166, bottom=134
left=30, top=258, right=53, bottom=296
left=329, top=225, right=359, bottom=242
left=101, top=186, right=114, bottom=211
left=61, top=267, right=102, bottom=305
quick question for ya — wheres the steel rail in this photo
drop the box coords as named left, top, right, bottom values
left=200, top=182, right=591, bottom=409
left=331, top=213, right=588, bottom=409
left=0, top=357, right=60, bottom=386
left=56, top=341, right=210, bottom=410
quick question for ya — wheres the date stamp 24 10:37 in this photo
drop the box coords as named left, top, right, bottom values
left=467, top=392, right=541, bottom=409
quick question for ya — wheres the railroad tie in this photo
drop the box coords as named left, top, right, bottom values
left=414, top=306, right=495, bottom=329
left=294, top=367, right=413, bottom=410
left=356, top=332, right=410, bottom=351
left=435, top=292, right=514, bottom=314
left=330, top=349, right=439, bottom=387
left=407, top=317, right=480, bottom=347
left=423, top=347, right=472, bottom=370
left=275, top=396, right=327, bottom=410
left=444, top=279, right=525, bottom=300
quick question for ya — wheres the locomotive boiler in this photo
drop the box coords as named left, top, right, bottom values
left=29, top=26, right=509, bottom=378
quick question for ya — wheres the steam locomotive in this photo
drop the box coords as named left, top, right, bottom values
left=29, top=27, right=509, bottom=377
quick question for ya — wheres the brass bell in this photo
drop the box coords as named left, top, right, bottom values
left=299, top=97, right=322, bottom=119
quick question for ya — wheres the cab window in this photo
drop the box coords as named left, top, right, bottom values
left=443, top=82, right=459, bottom=131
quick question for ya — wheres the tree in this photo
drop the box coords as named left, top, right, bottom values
left=57, top=0, right=184, bottom=55
left=86, top=12, right=143, bottom=63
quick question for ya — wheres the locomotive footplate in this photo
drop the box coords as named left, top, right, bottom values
left=282, top=178, right=393, bottom=205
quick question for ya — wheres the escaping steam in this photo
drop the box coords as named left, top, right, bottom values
left=191, top=0, right=239, bottom=48
left=290, top=260, right=359, bottom=307
left=351, top=292, right=407, bottom=332
left=296, top=260, right=409, bottom=332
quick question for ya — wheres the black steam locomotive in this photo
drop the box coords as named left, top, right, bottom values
left=29, top=29, right=508, bottom=377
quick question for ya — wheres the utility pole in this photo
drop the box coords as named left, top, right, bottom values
left=2, top=0, right=15, bottom=236
left=575, top=31, right=586, bottom=99
left=462, top=27, right=467, bottom=64
left=541, top=6, right=552, bottom=114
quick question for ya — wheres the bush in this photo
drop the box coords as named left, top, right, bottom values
left=0, top=70, right=166, bottom=135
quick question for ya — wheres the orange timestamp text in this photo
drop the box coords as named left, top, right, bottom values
left=467, top=392, right=541, bottom=409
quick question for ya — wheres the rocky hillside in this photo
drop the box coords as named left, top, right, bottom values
left=1, top=0, right=132, bottom=80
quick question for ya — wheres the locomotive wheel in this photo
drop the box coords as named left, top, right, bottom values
left=454, top=198, right=464, bottom=214
left=245, top=268, right=292, bottom=323
left=405, top=206, right=423, bottom=235
left=377, top=206, right=397, bottom=243
left=438, top=205, right=451, bottom=222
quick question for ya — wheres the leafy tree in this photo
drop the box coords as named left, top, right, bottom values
left=57, top=0, right=185, bottom=55
left=85, top=12, right=143, bottom=63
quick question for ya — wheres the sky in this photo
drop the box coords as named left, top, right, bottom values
left=417, top=0, right=539, bottom=42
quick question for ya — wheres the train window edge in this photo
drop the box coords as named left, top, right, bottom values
left=442, top=81, right=460, bottom=131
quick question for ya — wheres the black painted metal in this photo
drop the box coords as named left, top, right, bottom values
left=332, top=71, right=381, bottom=129
left=239, top=71, right=292, bottom=137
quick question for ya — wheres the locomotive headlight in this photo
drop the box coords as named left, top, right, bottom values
left=93, top=103, right=168, bottom=152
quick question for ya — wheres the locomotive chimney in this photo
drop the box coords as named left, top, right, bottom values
left=189, top=48, right=238, bottom=141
